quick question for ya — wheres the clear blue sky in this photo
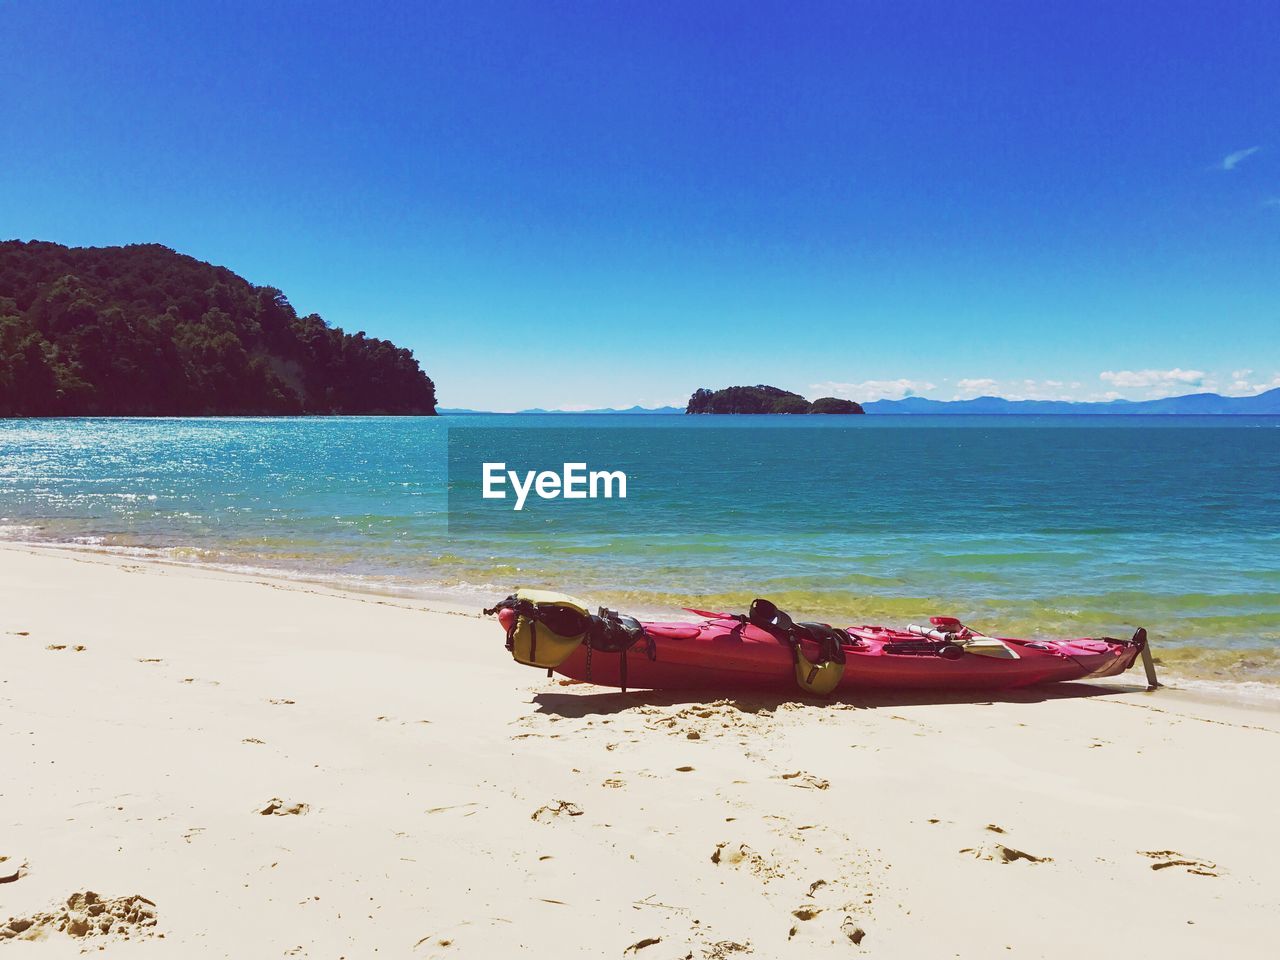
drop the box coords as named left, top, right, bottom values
left=2, top=1, right=1277, bottom=409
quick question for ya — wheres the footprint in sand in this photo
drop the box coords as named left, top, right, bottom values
left=531, top=800, right=583, bottom=822
left=1, top=856, right=27, bottom=884
left=624, top=937, right=662, bottom=953
left=960, top=842, right=1051, bottom=864
left=789, top=878, right=874, bottom=945
left=776, top=771, right=829, bottom=790
left=1139, top=850, right=1219, bottom=876
left=602, top=779, right=625, bottom=789
left=267, top=698, right=295, bottom=705
left=258, top=798, right=309, bottom=816
left=45, top=644, right=86, bottom=652
left=841, top=916, right=867, bottom=945
left=709, top=843, right=785, bottom=881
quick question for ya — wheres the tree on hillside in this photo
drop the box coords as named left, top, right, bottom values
left=686, top=384, right=864, bottom=415
left=0, top=241, right=437, bottom=416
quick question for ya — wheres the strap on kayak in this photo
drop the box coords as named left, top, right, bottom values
left=485, top=594, right=655, bottom=691
left=585, top=607, right=655, bottom=694
left=883, top=639, right=965, bottom=659
left=747, top=598, right=847, bottom=696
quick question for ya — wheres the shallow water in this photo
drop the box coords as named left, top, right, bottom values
left=1, top=414, right=1277, bottom=679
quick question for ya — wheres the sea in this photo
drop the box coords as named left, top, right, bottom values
left=2, top=415, right=1277, bottom=683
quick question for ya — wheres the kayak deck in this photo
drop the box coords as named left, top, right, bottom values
left=551, top=617, right=1143, bottom=693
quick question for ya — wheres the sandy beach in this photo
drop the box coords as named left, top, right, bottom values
left=2, top=542, right=1277, bottom=958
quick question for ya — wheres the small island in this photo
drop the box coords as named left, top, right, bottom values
left=686, top=384, right=864, bottom=415
left=0, top=241, right=437, bottom=416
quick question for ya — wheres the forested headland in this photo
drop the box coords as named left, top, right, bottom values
left=0, top=241, right=437, bottom=416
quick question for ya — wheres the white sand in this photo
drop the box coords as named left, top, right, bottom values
left=2, top=543, right=1277, bottom=958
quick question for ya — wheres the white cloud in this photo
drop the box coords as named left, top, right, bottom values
left=1099, top=368, right=1206, bottom=393
left=1095, top=369, right=1280, bottom=400
left=1007, top=379, right=1079, bottom=401
left=952, top=377, right=1079, bottom=401
left=1191, top=369, right=1280, bottom=398
left=1241, top=372, right=1280, bottom=395
left=810, top=379, right=935, bottom=401
left=953, top=378, right=999, bottom=398
left=1221, top=146, right=1261, bottom=171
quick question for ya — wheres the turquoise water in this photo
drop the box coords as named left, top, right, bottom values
left=2, top=415, right=1278, bottom=675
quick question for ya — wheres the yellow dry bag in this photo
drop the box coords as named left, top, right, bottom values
left=747, top=598, right=848, bottom=697
left=793, top=647, right=846, bottom=696
left=491, top=589, right=590, bottom=670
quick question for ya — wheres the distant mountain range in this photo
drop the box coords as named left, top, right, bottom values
left=442, top=389, right=1280, bottom=416
left=439, top=405, right=685, bottom=415
left=862, top=388, right=1280, bottom=415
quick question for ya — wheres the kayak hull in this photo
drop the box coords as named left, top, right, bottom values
left=546, top=617, right=1144, bottom=693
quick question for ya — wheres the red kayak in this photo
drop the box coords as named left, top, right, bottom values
left=492, top=594, right=1148, bottom=694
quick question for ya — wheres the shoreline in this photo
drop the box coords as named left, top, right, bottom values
left=0, top=539, right=485, bottom=618
left=3, top=537, right=1277, bottom=697
left=3, top=542, right=1278, bottom=956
